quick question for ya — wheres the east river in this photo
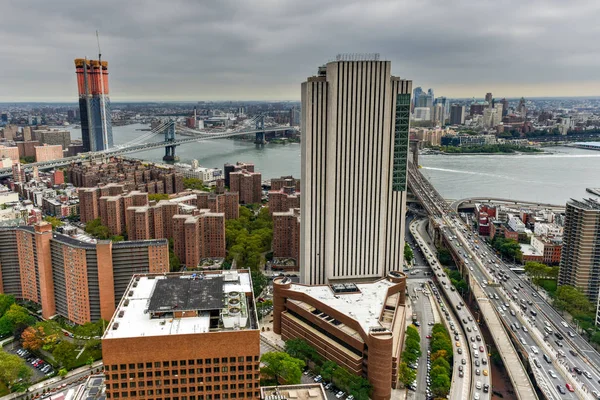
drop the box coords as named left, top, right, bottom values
left=70, top=123, right=600, bottom=206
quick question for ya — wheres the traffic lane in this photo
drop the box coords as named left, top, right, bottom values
left=461, top=236, right=585, bottom=399
left=407, top=281, right=434, bottom=399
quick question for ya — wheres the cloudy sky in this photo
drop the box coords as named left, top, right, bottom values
left=2, top=0, right=600, bottom=102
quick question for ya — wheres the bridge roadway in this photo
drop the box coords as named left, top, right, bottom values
left=449, top=197, right=564, bottom=213
left=409, top=219, right=477, bottom=400
left=0, top=125, right=295, bottom=178
left=407, top=163, right=539, bottom=400
left=410, top=162, right=600, bottom=399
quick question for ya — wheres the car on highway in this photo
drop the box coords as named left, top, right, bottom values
left=479, top=346, right=484, bottom=352
left=533, top=358, right=541, bottom=368
left=531, top=346, right=538, bottom=354
left=474, top=393, right=480, bottom=400
left=461, top=358, right=466, bottom=365
left=483, top=369, right=488, bottom=376
left=584, top=371, right=592, bottom=379
left=565, top=383, right=574, bottom=392
left=557, top=385, right=566, bottom=395
left=476, top=381, right=482, bottom=390
left=457, top=347, right=462, bottom=354
left=456, top=342, right=461, bottom=347
left=483, top=383, right=490, bottom=393
left=548, top=370, right=557, bottom=379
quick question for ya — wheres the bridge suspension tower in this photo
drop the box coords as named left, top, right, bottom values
left=159, top=120, right=179, bottom=161
left=254, top=115, right=266, bottom=144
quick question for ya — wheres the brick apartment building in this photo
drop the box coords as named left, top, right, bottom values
left=0, top=145, right=19, bottom=164
left=16, top=141, right=39, bottom=159
left=0, top=222, right=168, bottom=324
left=272, top=272, right=407, bottom=400
left=272, top=208, right=300, bottom=265
left=126, top=201, right=180, bottom=241
left=31, top=128, right=71, bottom=149
left=194, top=191, right=239, bottom=220
left=172, top=211, right=226, bottom=267
left=99, top=191, right=149, bottom=236
left=224, top=162, right=254, bottom=187
left=268, top=176, right=300, bottom=215
left=230, top=169, right=261, bottom=205
left=102, top=270, right=261, bottom=400
left=34, top=144, right=64, bottom=162
left=68, top=158, right=184, bottom=194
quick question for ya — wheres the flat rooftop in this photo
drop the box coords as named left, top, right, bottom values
left=286, top=279, right=396, bottom=333
left=261, top=384, right=328, bottom=400
left=104, top=271, right=256, bottom=340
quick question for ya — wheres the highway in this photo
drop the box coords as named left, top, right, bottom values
left=410, top=219, right=490, bottom=400
left=408, top=162, right=600, bottom=399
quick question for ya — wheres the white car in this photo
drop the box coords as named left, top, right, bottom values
left=548, top=370, right=557, bottom=379
left=531, top=346, right=539, bottom=354
left=336, top=391, right=345, bottom=399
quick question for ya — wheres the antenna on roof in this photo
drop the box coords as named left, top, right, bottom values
left=96, top=30, right=102, bottom=60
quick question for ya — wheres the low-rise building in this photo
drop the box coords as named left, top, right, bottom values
left=531, top=235, right=563, bottom=265
left=102, top=270, right=261, bottom=400
left=261, top=384, right=328, bottom=400
left=272, top=272, right=407, bottom=400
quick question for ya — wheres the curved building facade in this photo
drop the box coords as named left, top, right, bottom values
left=272, top=271, right=407, bottom=400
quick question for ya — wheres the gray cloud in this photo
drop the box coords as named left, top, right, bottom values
left=1, top=0, right=600, bottom=101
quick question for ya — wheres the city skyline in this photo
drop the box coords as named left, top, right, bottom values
left=3, top=0, right=600, bottom=101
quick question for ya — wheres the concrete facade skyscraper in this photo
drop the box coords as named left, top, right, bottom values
left=75, top=58, right=113, bottom=152
left=300, top=55, right=412, bottom=284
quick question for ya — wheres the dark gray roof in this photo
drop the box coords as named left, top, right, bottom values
left=147, top=276, right=224, bottom=313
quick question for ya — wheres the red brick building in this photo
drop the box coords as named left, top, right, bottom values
left=230, top=169, right=261, bottom=205
left=34, top=144, right=63, bottom=162
left=172, top=211, right=226, bottom=267
left=272, top=208, right=300, bottom=265
left=0, top=222, right=168, bottom=324
left=102, top=271, right=261, bottom=400
left=272, top=272, right=407, bottom=400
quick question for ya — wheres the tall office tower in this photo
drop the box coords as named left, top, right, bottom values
left=412, top=86, right=423, bottom=111
left=559, top=199, right=600, bottom=303
left=500, top=98, right=509, bottom=116
left=427, top=88, right=434, bottom=101
left=300, top=54, right=412, bottom=284
left=74, top=58, right=113, bottom=152
left=485, top=92, right=493, bottom=104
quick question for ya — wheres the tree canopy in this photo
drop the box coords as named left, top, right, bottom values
left=261, top=352, right=304, bottom=384
left=226, top=206, right=272, bottom=271
left=404, top=243, right=413, bottom=264
left=0, top=304, right=35, bottom=337
left=0, top=350, right=32, bottom=391
left=491, top=236, right=523, bottom=262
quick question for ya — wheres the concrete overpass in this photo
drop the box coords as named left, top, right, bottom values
left=449, top=197, right=564, bottom=213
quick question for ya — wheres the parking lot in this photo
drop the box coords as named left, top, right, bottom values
left=302, top=369, right=352, bottom=400
left=5, top=341, right=55, bottom=382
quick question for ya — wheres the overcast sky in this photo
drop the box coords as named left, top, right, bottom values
left=2, top=0, right=600, bottom=102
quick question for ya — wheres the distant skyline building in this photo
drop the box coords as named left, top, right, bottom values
left=300, top=55, right=412, bottom=284
left=412, top=86, right=423, bottom=111
left=74, top=58, right=113, bottom=152
left=559, top=199, right=600, bottom=304
left=450, top=104, right=465, bottom=125
left=485, top=92, right=493, bottom=104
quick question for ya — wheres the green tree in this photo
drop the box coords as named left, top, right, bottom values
left=525, top=261, right=550, bottom=284
left=53, top=341, right=77, bottom=369
left=0, top=294, right=15, bottom=317
left=44, top=216, right=64, bottom=229
left=183, top=177, right=209, bottom=191
left=437, top=247, right=453, bottom=265
left=148, top=193, right=169, bottom=202
left=85, top=218, right=111, bottom=240
left=0, top=350, right=32, bottom=390
left=251, top=270, right=268, bottom=297
left=261, top=352, right=304, bottom=384
left=0, top=304, right=35, bottom=336
left=169, top=251, right=181, bottom=272
left=432, top=357, right=451, bottom=374
left=58, top=368, right=68, bottom=377
left=398, top=362, right=416, bottom=387
left=555, top=285, right=593, bottom=314
left=590, top=331, right=600, bottom=346
left=320, top=360, right=338, bottom=381
left=404, top=243, right=414, bottom=264
left=284, top=338, right=322, bottom=364
left=430, top=369, right=451, bottom=397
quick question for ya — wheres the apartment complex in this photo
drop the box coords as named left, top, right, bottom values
left=34, top=144, right=64, bottom=162
left=224, top=162, right=254, bottom=187
left=67, top=158, right=184, bottom=193
left=300, top=55, right=412, bottom=284
left=559, top=199, right=600, bottom=302
left=230, top=168, right=262, bottom=205
left=272, top=208, right=301, bottom=265
left=272, top=271, right=407, bottom=400
left=172, top=211, right=226, bottom=267
left=268, top=177, right=300, bottom=214
left=98, top=191, right=149, bottom=236
left=0, top=222, right=168, bottom=324
left=102, top=271, right=260, bottom=400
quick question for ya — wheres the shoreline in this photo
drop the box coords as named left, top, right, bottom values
left=423, top=150, right=551, bottom=156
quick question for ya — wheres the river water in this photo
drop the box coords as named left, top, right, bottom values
left=70, top=123, right=599, bottom=206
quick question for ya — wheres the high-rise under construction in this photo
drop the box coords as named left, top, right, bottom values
left=74, top=58, right=113, bottom=152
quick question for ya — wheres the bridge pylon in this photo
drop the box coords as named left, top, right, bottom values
left=254, top=115, right=266, bottom=144
left=162, top=120, right=179, bottom=162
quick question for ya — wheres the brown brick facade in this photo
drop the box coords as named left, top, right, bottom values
left=102, top=331, right=261, bottom=400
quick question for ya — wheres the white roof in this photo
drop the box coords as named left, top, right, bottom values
left=287, top=279, right=395, bottom=333
left=104, top=273, right=253, bottom=340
